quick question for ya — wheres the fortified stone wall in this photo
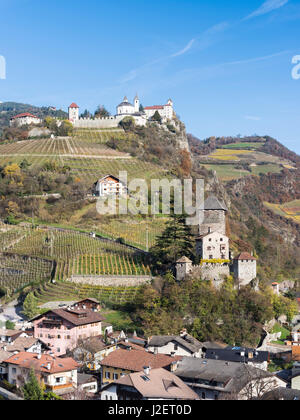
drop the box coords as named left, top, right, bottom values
left=73, top=115, right=147, bottom=129
left=74, top=116, right=122, bottom=129
left=68, top=275, right=152, bottom=287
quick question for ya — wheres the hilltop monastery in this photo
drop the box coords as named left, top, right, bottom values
left=68, top=95, right=175, bottom=129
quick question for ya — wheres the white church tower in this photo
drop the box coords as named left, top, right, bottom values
left=68, top=103, right=79, bottom=122
left=134, top=94, right=140, bottom=113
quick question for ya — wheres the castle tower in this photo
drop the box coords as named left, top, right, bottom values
left=134, top=94, right=140, bottom=113
left=68, top=103, right=79, bottom=122
left=233, top=252, right=257, bottom=287
left=199, top=196, right=228, bottom=236
left=176, top=256, right=193, bottom=281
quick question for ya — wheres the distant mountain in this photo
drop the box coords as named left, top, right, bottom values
left=0, top=101, right=68, bottom=132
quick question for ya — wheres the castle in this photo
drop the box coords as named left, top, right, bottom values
left=68, top=95, right=175, bottom=129
left=176, top=196, right=257, bottom=288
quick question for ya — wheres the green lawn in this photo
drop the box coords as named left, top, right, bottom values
left=270, top=323, right=291, bottom=345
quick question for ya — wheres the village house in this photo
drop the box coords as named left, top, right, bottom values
left=101, top=367, right=199, bottom=401
left=99, top=348, right=181, bottom=388
left=0, top=328, right=28, bottom=343
left=147, top=330, right=203, bottom=358
left=32, top=306, right=104, bottom=356
left=204, top=347, right=270, bottom=371
left=291, top=368, right=300, bottom=391
left=0, top=336, right=49, bottom=355
left=71, top=298, right=101, bottom=312
left=174, top=357, right=286, bottom=400
left=0, top=349, right=12, bottom=380
left=10, top=112, right=42, bottom=127
left=93, top=175, right=128, bottom=197
left=4, top=352, right=79, bottom=395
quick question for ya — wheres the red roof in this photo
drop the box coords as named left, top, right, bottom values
left=11, top=113, right=40, bottom=120
left=4, top=352, right=79, bottom=374
left=100, top=349, right=181, bottom=372
left=69, top=103, right=79, bottom=108
left=144, top=106, right=164, bottom=110
left=234, top=252, right=257, bottom=261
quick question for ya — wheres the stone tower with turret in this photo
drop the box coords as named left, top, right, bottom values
left=198, top=196, right=228, bottom=236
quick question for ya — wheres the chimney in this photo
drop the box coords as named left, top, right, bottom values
left=170, top=361, right=178, bottom=372
left=180, top=329, right=187, bottom=338
left=143, top=366, right=151, bottom=376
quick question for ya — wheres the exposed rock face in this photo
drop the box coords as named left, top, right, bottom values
left=28, top=127, right=51, bottom=138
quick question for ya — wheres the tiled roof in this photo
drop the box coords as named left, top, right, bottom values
left=0, top=337, right=46, bottom=353
left=31, top=308, right=104, bottom=326
left=234, top=252, right=257, bottom=261
left=10, top=113, right=40, bottom=120
left=0, top=350, right=13, bottom=363
left=4, top=352, right=79, bottom=374
left=100, top=349, right=181, bottom=372
left=203, top=196, right=228, bottom=211
left=0, top=329, right=24, bottom=338
left=148, top=334, right=202, bottom=354
left=114, top=368, right=198, bottom=400
left=144, top=106, right=164, bottom=110
left=69, top=103, right=79, bottom=108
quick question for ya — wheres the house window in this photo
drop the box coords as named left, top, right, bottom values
left=113, top=373, right=118, bottom=380
left=202, top=392, right=206, bottom=400
left=105, top=372, right=111, bottom=380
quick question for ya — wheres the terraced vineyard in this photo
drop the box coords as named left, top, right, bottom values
left=73, top=254, right=151, bottom=276
left=0, top=133, right=165, bottom=186
left=9, top=227, right=151, bottom=282
left=34, top=281, right=142, bottom=306
left=0, top=253, right=54, bottom=294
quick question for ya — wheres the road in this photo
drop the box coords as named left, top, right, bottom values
left=0, top=300, right=24, bottom=327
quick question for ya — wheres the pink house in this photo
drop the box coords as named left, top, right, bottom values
left=32, top=307, right=104, bottom=356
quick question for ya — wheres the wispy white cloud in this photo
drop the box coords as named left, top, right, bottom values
left=244, top=0, right=289, bottom=20
left=171, top=39, right=196, bottom=58
left=119, top=22, right=229, bottom=85
left=222, top=50, right=290, bottom=66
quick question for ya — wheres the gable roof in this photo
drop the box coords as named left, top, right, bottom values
left=148, top=334, right=202, bottom=354
left=10, top=113, right=40, bottom=120
left=100, top=349, right=181, bottom=372
left=114, top=368, right=198, bottom=400
left=0, top=337, right=46, bottom=353
left=203, top=196, right=228, bottom=211
left=31, top=308, right=104, bottom=327
left=234, top=252, right=257, bottom=261
left=175, top=357, right=277, bottom=394
left=4, top=352, right=79, bottom=374
left=205, top=347, right=269, bottom=364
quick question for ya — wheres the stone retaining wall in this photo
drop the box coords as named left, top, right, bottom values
left=68, top=275, right=152, bottom=287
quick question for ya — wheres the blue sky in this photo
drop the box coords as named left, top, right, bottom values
left=0, top=0, right=300, bottom=153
